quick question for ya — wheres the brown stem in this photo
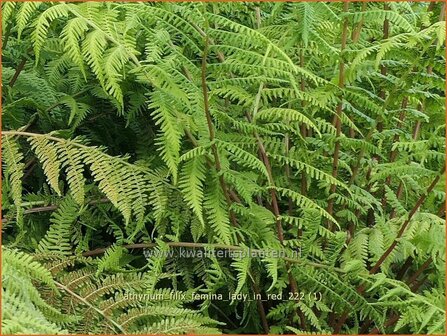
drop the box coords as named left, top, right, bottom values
left=245, top=104, right=284, bottom=240
left=427, top=1, right=437, bottom=13
left=9, top=57, right=27, bottom=88
left=289, top=274, right=307, bottom=329
left=373, top=5, right=389, bottom=133
left=326, top=1, right=349, bottom=231
left=389, top=184, right=404, bottom=219
left=369, top=314, right=399, bottom=334
left=299, top=48, right=308, bottom=200
left=184, top=128, right=242, bottom=207
left=348, top=128, right=374, bottom=185
left=351, top=1, right=367, bottom=43
left=245, top=79, right=306, bottom=330
left=345, top=166, right=373, bottom=244
left=284, top=133, right=294, bottom=217
left=390, top=104, right=426, bottom=219
left=437, top=202, right=445, bottom=217
left=209, top=303, right=238, bottom=330
left=406, top=257, right=433, bottom=285
left=439, top=2, right=446, bottom=21
left=255, top=131, right=284, bottom=242
left=395, top=256, right=413, bottom=280
left=251, top=281, right=269, bottom=333
left=2, top=198, right=110, bottom=223
left=379, top=2, right=390, bottom=99
left=410, top=274, right=428, bottom=292
left=200, top=27, right=237, bottom=227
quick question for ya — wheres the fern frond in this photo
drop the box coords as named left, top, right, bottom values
left=61, top=17, right=89, bottom=78
left=2, top=136, right=25, bottom=228
left=216, top=139, right=269, bottom=179
left=56, top=141, right=86, bottom=205
left=179, top=155, right=207, bottom=226
left=37, top=196, right=80, bottom=256
left=273, top=187, right=339, bottom=227
left=256, top=108, right=320, bottom=136
left=29, top=136, right=62, bottom=196
left=231, top=250, right=251, bottom=296
left=16, top=2, right=40, bottom=39
left=33, top=4, right=70, bottom=62
left=2, top=248, right=72, bottom=334
left=204, top=176, right=233, bottom=245
left=150, top=91, right=183, bottom=184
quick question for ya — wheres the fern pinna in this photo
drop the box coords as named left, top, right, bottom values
left=1, top=1, right=445, bottom=334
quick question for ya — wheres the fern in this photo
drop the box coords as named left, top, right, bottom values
left=179, top=155, right=207, bottom=226
left=2, top=1, right=445, bottom=334
left=2, top=247, right=71, bottom=334
left=150, top=91, right=183, bottom=184
left=2, top=136, right=25, bottom=230
left=231, top=248, right=252, bottom=296
left=204, top=175, right=233, bottom=246
left=29, top=137, right=63, bottom=196
left=37, top=196, right=80, bottom=256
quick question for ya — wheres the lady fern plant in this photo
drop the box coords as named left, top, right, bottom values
left=1, top=1, right=445, bottom=334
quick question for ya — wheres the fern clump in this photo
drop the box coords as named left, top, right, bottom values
left=1, top=1, right=445, bottom=334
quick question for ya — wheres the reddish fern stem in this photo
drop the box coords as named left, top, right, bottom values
left=200, top=29, right=237, bottom=227
left=326, top=1, right=349, bottom=231
left=299, top=48, right=308, bottom=201
left=251, top=281, right=269, bottom=333
left=246, top=87, right=307, bottom=330
left=9, top=55, right=28, bottom=87
left=351, top=1, right=367, bottom=43
left=406, top=257, right=433, bottom=286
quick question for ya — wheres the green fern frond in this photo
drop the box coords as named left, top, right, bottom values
left=273, top=187, right=339, bottom=228
left=2, top=136, right=25, bottom=229
left=16, top=2, right=41, bottom=40
left=37, top=196, right=80, bottom=256
left=2, top=248, right=72, bottom=334
left=150, top=91, right=183, bottom=184
left=216, top=139, right=269, bottom=179
left=204, top=176, right=233, bottom=245
left=179, top=155, right=207, bottom=226
left=33, top=4, right=70, bottom=63
left=256, top=107, right=320, bottom=136
left=29, top=136, right=62, bottom=196
left=61, top=17, right=89, bottom=78
left=231, top=249, right=252, bottom=296
left=56, top=141, right=86, bottom=205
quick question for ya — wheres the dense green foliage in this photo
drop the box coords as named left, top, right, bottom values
left=1, top=1, right=446, bottom=334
